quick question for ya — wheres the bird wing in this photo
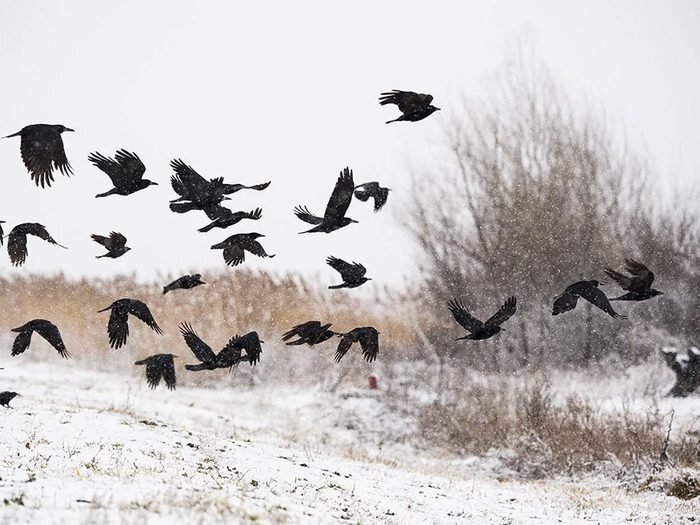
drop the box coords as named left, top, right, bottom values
left=326, top=256, right=366, bottom=281
left=222, top=244, right=246, bottom=266
left=107, top=308, right=130, bottom=348
left=11, top=330, right=32, bottom=356
left=109, top=232, right=127, bottom=250
left=145, top=358, right=164, bottom=389
left=625, top=258, right=655, bottom=289
left=21, top=128, right=73, bottom=188
left=447, top=299, right=484, bottom=333
left=160, top=355, right=177, bottom=390
left=334, top=334, right=354, bottom=363
left=33, top=320, right=69, bottom=358
left=91, top=234, right=110, bottom=248
left=282, top=321, right=319, bottom=342
left=294, top=206, right=324, bottom=225
left=7, top=229, right=28, bottom=266
left=114, top=150, right=146, bottom=181
left=0, top=222, right=4, bottom=247
left=241, top=238, right=274, bottom=259
left=235, top=331, right=263, bottom=365
left=378, top=90, right=433, bottom=113
left=357, top=328, right=379, bottom=363
left=579, top=286, right=626, bottom=319
left=25, top=223, right=64, bottom=247
left=216, top=336, right=243, bottom=368
left=88, top=151, right=129, bottom=187
left=221, top=181, right=271, bottom=194
left=179, top=322, right=217, bottom=363
left=354, top=183, right=390, bottom=211
left=204, top=204, right=234, bottom=222
left=485, top=297, right=517, bottom=327
left=603, top=268, right=632, bottom=290
left=552, top=292, right=579, bottom=315
left=127, top=301, right=163, bottom=334
left=323, top=168, right=355, bottom=222
left=170, top=159, right=210, bottom=200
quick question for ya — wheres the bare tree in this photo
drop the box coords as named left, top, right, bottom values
left=408, top=50, right=700, bottom=368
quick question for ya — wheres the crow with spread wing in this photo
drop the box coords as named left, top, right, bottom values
left=379, top=90, right=440, bottom=124
left=334, top=327, right=380, bottom=363
left=3, top=124, right=74, bottom=187
left=294, top=167, right=357, bottom=233
left=11, top=319, right=69, bottom=359
left=181, top=323, right=263, bottom=371
left=448, top=296, right=517, bottom=340
left=92, top=232, right=131, bottom=258
left=98, top=298, right=163, bottom=349
left=326, top=256, right=371, bottom=289
left=211, top=233, right=275, bottom=267
left=7, top=223, right=67, bottom=267
left=163, top=274, right=206, bottom=294
left=282, top=321, right=336, bottom=347
left=552, top=280, right=625, bottom=319
left=134, top=354, right=177, bottom=390
left=604, top=259, right=663, bottom=301
left=198, top=207, right=262, bottom=233
left=88, top=149, right=157, bottom=198
left=353, top=182, right=390, bottom=212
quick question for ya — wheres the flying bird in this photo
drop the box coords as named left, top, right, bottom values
left=294, top=167, right=357, bottom=233
left=604, top=259, right=664, bottom=301
left=92, top=232, right=130, bottom=259
left=163, top=274, right=206, bottom=294
left=379, top=90, right=440, bottom=124
left=448, top=296, right=517, bottom=340
left=134, top=354, right=177, bottom=390
left=198, top=207, right=262, bottom=233
left=181, top=322, right=262, bottom=371
left=3, top=124, right=74, bottom=187
left=169, top=159, right=229, bottom=213
left=0, top=392, right=19, bottom=408
left=210, top=233, right=275, bottom=267
left=353, top=182, right=390, bottom=212
left=88, top=149, right=157, bottom=198
left=282, top=321, right=336, bottom=347
left=7, top=223, right=67, bottom=267
left=326, top=256, right=371, bottom=289
left=552, top=280, right=625, bottom=319
left=98, top=299, right=163, bottom=349
left=10, top=319, right=69, bottom=358
left=334, top=327, right=380, bottom=363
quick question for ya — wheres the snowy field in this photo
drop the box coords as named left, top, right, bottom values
left=0, top=358, right=698, bottom=524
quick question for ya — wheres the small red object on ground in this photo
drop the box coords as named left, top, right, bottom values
left=368, top=375, right=378, bottom=390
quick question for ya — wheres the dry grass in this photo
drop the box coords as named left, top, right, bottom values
left=0, top=271, right=418, bottom=385
left=419, top=383, right=700, bottom=479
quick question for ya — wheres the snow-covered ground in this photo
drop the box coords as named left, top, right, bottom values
left=0, top=358, right=698, bottom=524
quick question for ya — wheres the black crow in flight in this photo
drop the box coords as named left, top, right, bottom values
left=334, top=327, right=380, bottom=363
left=11, top=319, right=69, bottom=358
left=448, top=296, right=517, bottom=340
left=181, top=322, right=262, bottom=371
left=134, top=354, right=177, bottom=390
left=379, top=90, right=440, bottom=124
left=98, top=299, right=163, bottom=349
left=163, top=274, right=206, bottom=294
left=198, top=207, right=262, bottom=233
left=169, top=159, right=229, bottom=213
left=3, top=124, right=74, bottom=187
left=294, top=167, right=357, bottom=233
left=326, top=256, right=371, bottom=289
left=604, top=259, right=664, bottom=301
left=0, top=392, right=19, bottom=408
left=210, top=233, right=275, bottom=267
left=354, top=182, right=390, bottom=211
left=552, top=280, right=625, bottom=319
left=88, top=149, right=157, bottom=198
left=7, top=223, right=66, bottom=267
left=282, top=321, right=336, bottom=346
left=92, top=232, right=131, bottom=258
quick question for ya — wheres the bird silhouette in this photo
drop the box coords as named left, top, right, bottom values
left=92, top=232, right=130, bottom=258
left=210, top=233, right=275, bottom=267
left=7, top=223, right=67, bottom=267
left=353, top=182, right=391, bottom=212
left=294, top=167, right=357, bottom=233
left=134, top=354, right=177, bottom=390
left=0, top=220, right=5, bottom=246
left=334, top=327, right=380, bottom=363
left=448, top=296, right=517, bottom=340
left=326, top=256, right=371, bottom=289
left=88, top=149, right=157, bottom=198
left=180, top=322, right=262, bottom=371
left=163, top=274, right=206, bottom=294
left=0, top=392, right=19, bottom=408
left=604, top=259, right=664, bottom=301
left=198, top=207, right=262, bottom=233
left=11, top=319, right=69, bottom=358
left=552, top=280, right=625, bottom=319
left=98, top=299, right=163, bottom=349
left=282, top=321, right=336, bottom=346
left=168, top=159, right=229, bottom=213
left=3, top=124, right=74, bottom=187
left=379, top=90, right=440, bottom=124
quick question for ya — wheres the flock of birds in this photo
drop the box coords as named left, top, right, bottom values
left=0, top=90, right=665, bottom=404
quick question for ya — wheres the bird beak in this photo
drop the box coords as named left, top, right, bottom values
left=659, top=291, right=665, bottom=295
left=97, top=306, right=111, bottom=313
left=151, top=182, right=159, bottom=185
left=200, top=281, right=207, bottom=285
left=65, top=128, right=75, bottom=132
left=435, top=107, right=441, bottom=111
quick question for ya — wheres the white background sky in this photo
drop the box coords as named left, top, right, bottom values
left=0, top=1, right=698, bottom=287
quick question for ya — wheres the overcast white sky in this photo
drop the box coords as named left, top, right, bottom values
left=0, top=1, right=698, bottom=287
